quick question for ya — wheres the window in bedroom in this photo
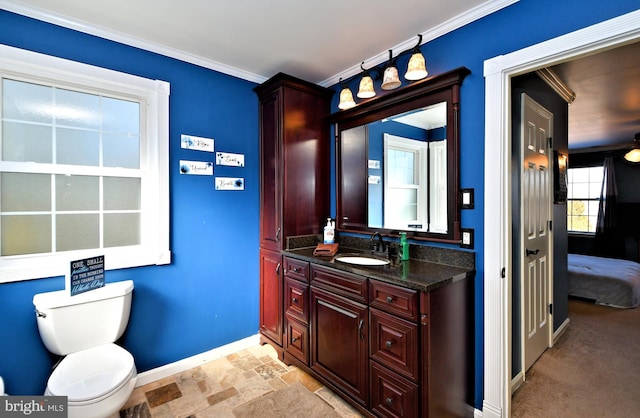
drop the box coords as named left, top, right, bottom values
left=0, top=44, right=170, bottom=283
left=566, top=165, right=604, bottom=233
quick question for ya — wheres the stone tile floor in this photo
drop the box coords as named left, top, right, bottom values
left=116, top=343, right=364, bottom=418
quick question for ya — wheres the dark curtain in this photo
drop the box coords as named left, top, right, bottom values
left=595, top=157, right=623, bottom=256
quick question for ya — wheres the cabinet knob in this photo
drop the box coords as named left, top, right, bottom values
left=385, top=340, right=393, bottom=349
left=292, top=297, right=298, bottom=304
left=386, top=296, right=394, bottom=303
left=385, top=397, right=393, bottom=405
left=293, top=267, right=301, bottom=273
left=291, top=336, right=299, bottom=343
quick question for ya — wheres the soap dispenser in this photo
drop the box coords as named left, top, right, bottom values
left=323, top=218, right=335, bottom=244
left=399, top=232, right=409, bottom=261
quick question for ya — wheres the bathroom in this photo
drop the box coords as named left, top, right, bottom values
left=1, top=2, right=640, bottom=417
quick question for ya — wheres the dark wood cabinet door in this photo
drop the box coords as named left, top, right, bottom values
left=310, top=286, right=369, bottom=407
left=259, top=90, right=281, bottom=251
left=259, top=249, right=282, bottom=345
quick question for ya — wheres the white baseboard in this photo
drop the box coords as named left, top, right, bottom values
left=135, top=334, right=260, bottom=387
left=553, top=317, right=570, bottom=344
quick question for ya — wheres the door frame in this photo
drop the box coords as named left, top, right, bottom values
left=482, top=10, right=640, bottom=418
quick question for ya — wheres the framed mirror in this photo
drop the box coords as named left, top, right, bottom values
left=330, top=67, right=470, bottom=243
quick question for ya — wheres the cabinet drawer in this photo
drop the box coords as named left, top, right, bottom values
left=310, top=264, right=367, bottom=303
left=284, top=276, right=309, bottom=324
left=284, top=257, right=309, bottom=282
left=285, top=316, right=309, bottom=365
left=370, top=361, right=419, bottom=418
left=370, top=308, right=419, bottom=382
left=369, top=280, right=418, bottom=322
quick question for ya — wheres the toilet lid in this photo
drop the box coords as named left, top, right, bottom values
left=47, top=343, right=135, bottom=402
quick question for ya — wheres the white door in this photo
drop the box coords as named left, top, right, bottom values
left=521, top=93, right=553, bottom=372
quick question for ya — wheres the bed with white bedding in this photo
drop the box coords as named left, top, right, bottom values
left=568, top=253, right=640, bottom=308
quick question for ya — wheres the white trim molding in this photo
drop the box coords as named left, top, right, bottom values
left=135, top=334, right=260, bottom=387
left=483, top=9, right=640, bottom=417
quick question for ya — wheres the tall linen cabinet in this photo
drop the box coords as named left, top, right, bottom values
left=254, top=73, right=333, bottom=356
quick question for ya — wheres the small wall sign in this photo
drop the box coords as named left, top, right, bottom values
left=70, top=255, right=105, bottom=296
left=180, top=134, right=214, bottom=152
left=216, top=152, right=245, bottom=167
left=179, top=160, right=214, bottom=175
left=215, top=177, right=245, bottom=190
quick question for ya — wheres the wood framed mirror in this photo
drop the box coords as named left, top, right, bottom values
left=330, top=67, right=470, bottom=243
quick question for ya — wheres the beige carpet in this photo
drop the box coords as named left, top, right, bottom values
left=511, top=299, right=640, bottom=417
left=232, top=382, right=342, bottom=418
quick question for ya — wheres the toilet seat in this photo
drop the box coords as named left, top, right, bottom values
left=46, top=343, right=136, bottom=403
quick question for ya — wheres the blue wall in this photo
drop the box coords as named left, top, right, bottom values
left=0, top=10, right=260, bottom=395
left=331, top=0, right=639, bottom=409
left=1, top=0, right=638, bottom=411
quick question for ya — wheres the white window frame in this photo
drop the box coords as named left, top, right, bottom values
left=566, top=165, right=604, bottom=234
left=383, top=133, right=428, bottom=231
left=0, top=44, right=170, bottom=283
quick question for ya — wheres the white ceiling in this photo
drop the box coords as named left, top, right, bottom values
left=2, top=0, right=638, bottom=151
left=0, top=0, right=516, bottom=85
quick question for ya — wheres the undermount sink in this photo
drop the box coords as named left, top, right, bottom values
left=334, top=255, right=390, bottom=266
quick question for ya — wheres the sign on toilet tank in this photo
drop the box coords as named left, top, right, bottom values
left=70, top=255, right=105, bottom=296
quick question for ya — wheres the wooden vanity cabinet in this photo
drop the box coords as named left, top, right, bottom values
left=259, top=249, right=282, bottom=345
left=284, top=256, right=310, bottom=365
left=255, top=73, right=332, bottom=354
left=282, top=260, right=473, bottom=418
left=310, top=265, right=369, bottom=408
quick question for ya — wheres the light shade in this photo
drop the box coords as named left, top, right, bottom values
left=357, top=75, right=376, bottom=99
left=624, top=148, right=640, bottom=163
left=338, top=86, right=356, bottom=110
left=405, top=52, right=428, bottom=81
left=381, top=66, right=401, bottom=90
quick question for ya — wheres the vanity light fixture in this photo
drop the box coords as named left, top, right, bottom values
left=357, top=63, right=377, bottom=99
left=339, top=35, right=430, bottom=110
left=624, top=132, right=640, bottom=163
left=338, top=78, right=356, bottom=110
left=404, top=34, right=428, bottom=81
left=381, top=50, right=402, bottom=90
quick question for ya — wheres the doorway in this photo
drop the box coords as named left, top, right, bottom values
left=483, top=10, right=640, bottom=418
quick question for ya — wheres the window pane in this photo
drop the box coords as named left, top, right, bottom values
left=2, top=122, right=53, bottom=163
left=2, top=79, right=52, bottom=123
left=103, top=133, right=140, bottom=168
left=56, top=175, right=99, bottom=211
left=1, top=215, right=52, bottom=255
left=1, top=172, right=51, bottom=211
left=55, top=88, right=101, bottom=129
left=102, top=97, right=139, bottom=134
left=56, top=214, right=99, bottom=251
left=387, top=149, right=416, bottom=184
left=104, top=213, right=140, bottom=247
left=56, top=127, right=100, bottom=166
left=386, top=188, right=418, bottom=224
left=104, top=177, right=141, bottom=210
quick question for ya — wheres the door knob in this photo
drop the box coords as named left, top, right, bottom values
left=525, top=248, right=540, bottom=256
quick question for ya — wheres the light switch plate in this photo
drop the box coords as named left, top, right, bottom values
left=460, top=228, right=474, bottom=249
left=461, top=188, right=474, bottom=209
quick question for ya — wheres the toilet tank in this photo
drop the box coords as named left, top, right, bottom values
left=33, top=280, right=134, bottom=356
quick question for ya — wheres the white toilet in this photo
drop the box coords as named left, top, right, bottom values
left=33, top=280, right=137, bottom=418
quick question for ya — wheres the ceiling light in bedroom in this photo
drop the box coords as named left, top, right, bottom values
left=624, top=132, right=640, bottom=163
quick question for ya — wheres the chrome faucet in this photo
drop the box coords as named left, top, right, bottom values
left=370, top=232, right=385, bottom=252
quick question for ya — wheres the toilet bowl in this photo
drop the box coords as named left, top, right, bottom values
left=45, top=344, right=137, bottom=418
left=33, top=280, right=136, bottom=418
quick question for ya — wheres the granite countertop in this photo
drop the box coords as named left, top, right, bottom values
left=282, top=246, right=475, bottom=293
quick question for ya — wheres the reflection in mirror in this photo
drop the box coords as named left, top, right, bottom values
left=364, top=102, right=447, bottom=233
left=332, top=67, right=470, bottom=243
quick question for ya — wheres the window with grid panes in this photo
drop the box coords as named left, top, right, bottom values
left=566, top=166, right=604, bottom=233
left=0, top=45, right=170, bottom=282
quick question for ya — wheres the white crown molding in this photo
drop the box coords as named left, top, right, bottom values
left=320, top=0, right=519, bottom=87
left=0, top=0, right=268, bottom=84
